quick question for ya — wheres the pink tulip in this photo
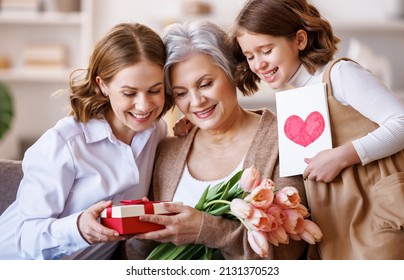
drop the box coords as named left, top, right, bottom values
left=261, top=178, right=275, bottom=188
left=289, top=233, right=302, bottom=241
left=266, top=204, right=283, bottom=226
left=267, top=225, right=289, bottom=246
left=261, top=213, right=278, bottom=232
left=298, top=220, right=323, bottom=245
left=244, top=183, right=274, bottom=210
left=247, top=230, right=269, bottom=258
left=267, top=232, right=280, bottom=247
left=230, top=198, right=253, bottom=219
left=295, top=204, right=309, bottom=218
left=274, top=186, right=301, bottom=209
left=245, top=208, right=271, bottom=231
left=239, top=165, right=261, bottom=192
left=281, top=209, right=304, bottom=234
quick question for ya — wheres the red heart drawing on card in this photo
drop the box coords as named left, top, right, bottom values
left=284, top=111, right=325, bottom=147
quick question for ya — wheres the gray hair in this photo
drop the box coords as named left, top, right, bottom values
left=162, top=20, right=235, bottom=95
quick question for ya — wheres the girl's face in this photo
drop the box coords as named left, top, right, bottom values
left=236, top=29, right=306, bottom=90
left=97, top=60, right=165, bottom=143
left=170, top=53, right=238, bottom=132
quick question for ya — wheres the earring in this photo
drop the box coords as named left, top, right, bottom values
left=103, top=90, right=108, bottom=96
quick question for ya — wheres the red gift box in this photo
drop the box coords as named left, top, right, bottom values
left=100, top=200, right=183, bottom=234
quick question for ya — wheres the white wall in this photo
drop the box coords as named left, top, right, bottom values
left=311, top=0, right=388, bottom=21
left=92, top=0, right=404, bottom=92
left=311, top=0, right=404, bottom=92
left=91, top=0, right=401, bottom=47
left=1, top=0, right=403, bottom=159
left=92, top=0, right=246, bottom=41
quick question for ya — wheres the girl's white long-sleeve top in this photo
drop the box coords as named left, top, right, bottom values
left=0, top=116, right=166, bottom=259
left=288, top=60, right=404, bottom=164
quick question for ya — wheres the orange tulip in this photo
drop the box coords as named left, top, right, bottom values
left=247, top=230, right=269, bottom=258
left=239, top=165, right=261, bottom=192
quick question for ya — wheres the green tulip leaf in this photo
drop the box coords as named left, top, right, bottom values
left=0, top=82, right=14, bottom=140
left=147, top=168, right=247, bottom=260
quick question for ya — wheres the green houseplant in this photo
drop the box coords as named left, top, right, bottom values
left=0, top=81, right=14, bottom=140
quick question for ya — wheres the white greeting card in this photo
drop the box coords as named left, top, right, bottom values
left=275, top=83, right=332, bottom=177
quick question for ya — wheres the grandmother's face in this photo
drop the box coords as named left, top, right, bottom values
left=170, top=53, right=239, bottom=132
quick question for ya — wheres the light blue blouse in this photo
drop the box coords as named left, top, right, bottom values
left=0, top=116, right=167, bottom=259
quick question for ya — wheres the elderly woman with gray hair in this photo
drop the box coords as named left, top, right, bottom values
left=125, top=20, right=307, bottom=260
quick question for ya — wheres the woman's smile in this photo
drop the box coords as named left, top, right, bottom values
left=129, top=111, right=152, bottom=122
left=193, top=105, right=216, bottom=119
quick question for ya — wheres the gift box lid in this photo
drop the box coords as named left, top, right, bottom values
left=100, top=200, right=183, bottom=218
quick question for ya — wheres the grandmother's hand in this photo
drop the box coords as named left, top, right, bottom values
left=173, top=117, right=194, bottom=137
left=77, top=200, right=127, bottom=244
left=134, top=203, right=203, bottom=246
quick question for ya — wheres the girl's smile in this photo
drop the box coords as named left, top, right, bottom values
left=236, top=28, right=307, bottom=90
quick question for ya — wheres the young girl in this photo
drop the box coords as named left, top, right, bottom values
left=230, top=0, right=404, bottom=259
left=0, top=23, right=173, bottom=260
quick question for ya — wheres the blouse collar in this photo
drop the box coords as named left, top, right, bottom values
left=287, top=63, right=328, bottom=88
left=287, top=63, right=312, bottom=88
left=81, top=117, right=156, bottom=145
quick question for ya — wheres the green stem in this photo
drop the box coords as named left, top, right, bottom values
left=204, top=199, right=231, bottom=208
left=224, top=211, right=252, bottom=231
left=205, top=198, right=253, bottom=231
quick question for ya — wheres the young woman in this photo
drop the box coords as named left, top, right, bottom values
left=230, top=0, right=404, bottom=259
left=0, top=23, right=173, bottom=260
left=125, top=20, right=308, bottom=260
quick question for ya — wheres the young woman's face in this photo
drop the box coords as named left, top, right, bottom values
left=170, top=53, right=238, bottom=132
left=98, top=60, right=165, bottom=142
left=236, top=29, right=304, bottom=90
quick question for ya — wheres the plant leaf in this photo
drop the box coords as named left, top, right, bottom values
left=0, top=82, right=14, bottom=140
left=146, top=168, right=247, bottom=260
left=175, top=244, right=205, bottom=260
left=195, top=184, right=210, bottom=211
left=146, top=242, right=179, bottom=260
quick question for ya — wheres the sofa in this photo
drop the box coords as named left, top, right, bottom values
left=0, top=159, right=22, bottom=215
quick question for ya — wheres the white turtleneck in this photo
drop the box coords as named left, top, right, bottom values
left=287, top=60, right=404, bottom=165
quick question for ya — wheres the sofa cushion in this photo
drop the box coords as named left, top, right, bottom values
left=0, top=159, right=23, bottom=215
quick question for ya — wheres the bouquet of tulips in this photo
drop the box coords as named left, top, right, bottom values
left=147, top=165, right=323, bottom=259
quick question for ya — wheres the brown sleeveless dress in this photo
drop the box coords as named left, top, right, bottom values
left=306, top=58, right=404, bottom=259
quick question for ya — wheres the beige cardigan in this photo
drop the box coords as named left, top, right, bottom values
left=125, top=109, right=308, bottom=259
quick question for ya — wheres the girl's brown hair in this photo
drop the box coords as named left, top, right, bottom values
left=230, top=0, right=340, bottom=95
left=69, top=23, right=173, bottom=122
